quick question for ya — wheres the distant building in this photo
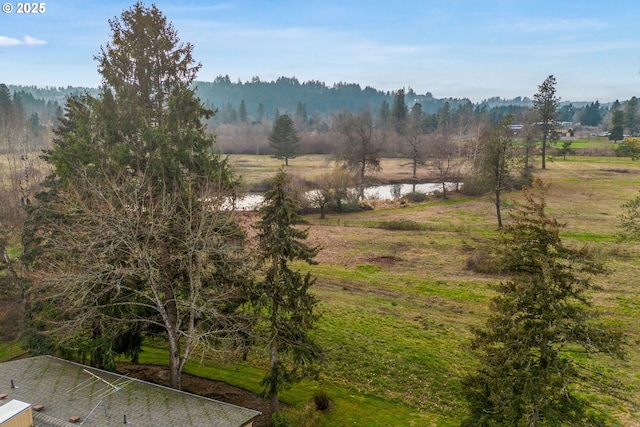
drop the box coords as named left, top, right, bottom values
left=0, top=356, right=260, bottom=427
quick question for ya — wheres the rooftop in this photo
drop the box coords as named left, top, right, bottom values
left=0, top=356, right=260, bottom=427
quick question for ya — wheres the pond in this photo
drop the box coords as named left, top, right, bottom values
left=231, top=182, right=459, bottom=211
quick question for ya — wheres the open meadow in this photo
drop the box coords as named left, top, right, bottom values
left=3, top=152, right=640, bottom=426
left=224, top=153, right=640, bottom=426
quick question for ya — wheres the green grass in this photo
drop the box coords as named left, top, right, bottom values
left=0, top=341, right=25, bottom=362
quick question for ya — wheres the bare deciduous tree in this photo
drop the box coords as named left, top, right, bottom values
left=34, top=167, right=250, bottom=390
left=430, top=132, right=458, bottom=199
left=403, top=107, right=429, bottom=179
left=333, top=109, right=382, bottom=187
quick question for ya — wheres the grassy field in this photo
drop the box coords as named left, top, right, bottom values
left=3, top=152, right=640, bottom=426
left=228, top=154, right=452, bottom=190
left=226, top=153, right=640, bottom=425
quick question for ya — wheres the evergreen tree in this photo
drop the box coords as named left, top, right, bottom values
left=437, top=101, right=452, bottom=137
left=391, top=89, right=408, bottom=134
left=610, top=109, right=625, bottom=142
left=256, top=102, right=265, bottom=122
left=579, top=101, right=602, bottom=126
left=558, top=102, right=576, bottom=122
left=269, top=114, right=300, bottom=166
left=378, top=99, right=390, bottom=128
left=624, top=96, right=639, bottom=136
left=238, top=99, right=248, bottom=123
left=295, top=100, right=308, bottom=129
left=25, top=2, right=245, bottom=390
left=461, top=178, right=626, bottom=427
left=92, top=2, right=219, bottom=186
left=555, top=139, right=575, bottom=160
left=252, top=169, right=321, bottom=413
left=0, top=84, right=13, bottom=132
left=533, top=75, right=559, bottom=170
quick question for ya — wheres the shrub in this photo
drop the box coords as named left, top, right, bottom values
left=377, top=220, right=422, bottom=231
left=313, top=389, right=330, bottom=411
left=403, top=191, right=428, bottom=203
left=466, top=250, right=499, bottom=273
left=271, top=411, right=290, bottom=427
left=615, top=137, right=640, bottom=160
left=273, top=403, right=328, bottom=427
left=460, top=176, right=487, bottom=196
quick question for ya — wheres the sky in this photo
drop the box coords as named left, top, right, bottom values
left=0, top=0, right=639, bottom=102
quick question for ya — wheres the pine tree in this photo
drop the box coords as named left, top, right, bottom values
left=533, top=75, right=560, bottom=170
left=461, top=178, right=626, bottom=427
left=391, top=89, right=408, bottom=134
left=378, top=99, right=391, bottom=128
left=239, top=99, right=248, bottom=123
left=269, top=114, right=300, bottom=166
left=256, top=102, right=265, bottom=122
left=609, top=109, right=624, bottom=142
left=624, top=96, right=639, bottom=136
left=253, top=169, right=321, bottom=413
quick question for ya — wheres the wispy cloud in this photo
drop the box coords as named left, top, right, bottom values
left=0, top=35, right=47, bottom=46
left=497, top=18, right=609, bottom=34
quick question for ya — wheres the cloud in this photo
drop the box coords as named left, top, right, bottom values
left=23, top=35, right=47, bottom=46
left=0, top=36, right=21, bottom=46
left=497, top=18, right=609, bottom=34
left=0, top=35, right=47, bottom=46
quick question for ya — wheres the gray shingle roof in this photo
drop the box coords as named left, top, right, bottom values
left=0, top=356, right=260, bottom=427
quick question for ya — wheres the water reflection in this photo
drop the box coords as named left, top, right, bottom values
left=232, top=182, right=457, bottom=211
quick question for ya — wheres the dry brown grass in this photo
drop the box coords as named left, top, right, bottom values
left=270, top=154, right=640, bottom=423
left=228, top=154, right=452, bottom=186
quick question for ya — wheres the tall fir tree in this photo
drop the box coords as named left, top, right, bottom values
left=461, top=178, right=626, bottom=427
left=391, top=89, right=408, bottom=134
left=238, top=99, right=248, bottom=123
left=268, top=114, right=300, bottom=166
left=24, top=2, right=246, bottom=389
left=609, top=109, right=625, bottom=142
left=624, top=96, right=639, bottom=136
left=252, top=169, right=321, bottom=413
left=533, top=75, right=560, bottom=170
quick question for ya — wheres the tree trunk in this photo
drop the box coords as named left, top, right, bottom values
left=541, top=132, right=547, bottom=170
left=530, top=405, right=540, bottom=427
left=163, top=279, right=182, bottom=390
left=412, top=154, right=417, bottom=179
left=1, top=245, right=27, bottom=310
left=495, top=190, right=502, bottom=228
left=269, top=259, right=280, bottom=413
left=167, top=331, right=182, bottom=390
left=269, top=339, right=279, bottom=413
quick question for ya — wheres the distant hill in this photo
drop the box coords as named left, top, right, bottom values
left=7, top=78, right=474, bottom=122
left=6, top=78, right=609, bottom=127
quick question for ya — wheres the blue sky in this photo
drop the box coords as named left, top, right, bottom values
left=0, top=0, right=639, bottom=102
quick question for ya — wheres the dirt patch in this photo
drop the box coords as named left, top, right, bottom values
left=366, top=254, right=403, bottom=266
left=116, top=363, right=276, bottom=427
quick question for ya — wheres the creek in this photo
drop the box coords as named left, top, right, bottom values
left=231, top=182, right=458, bottom=210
